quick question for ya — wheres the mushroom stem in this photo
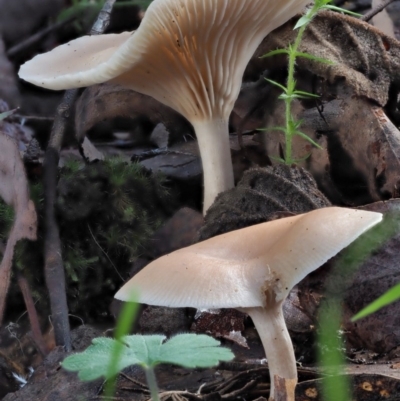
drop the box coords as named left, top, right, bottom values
left=191, top=118, right=234, bottom=214
left=245, top=305, right=297, bottom=401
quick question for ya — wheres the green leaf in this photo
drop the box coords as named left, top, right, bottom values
left=323, top=5, right=362, bottom=17
left=279, top=90, right=319, bottom=100
left=294, top=52, right=334, bottom=65
left=352, top=282, right=400, bottom=322
left=294, top=14, right=311, bottom=29
left=279, top=93, right=296, bottom=100
left=293, top=90, right=320, bottom=98
left=269, top=155, right=286, bottom=163
left=295, top=131, right=323, bottom=148
left=260, top=49, right=289, bottom=59
left=0, top=108, right=18, bottom=121
left=265, top=78, right=287, bottom=93
left=63, top=337, right=143, bottom=381
left=258, top=126, right=287, bottom=133
left=159, top=334, right=234, bottom=368
left=314, top=0, right=332, bottom=8
left=62, top=333, right=234, bottom=381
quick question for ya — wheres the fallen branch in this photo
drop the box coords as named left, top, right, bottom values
left=43, top=0, right=117, bottom=351
left=361, top=0, right=397, bottom=22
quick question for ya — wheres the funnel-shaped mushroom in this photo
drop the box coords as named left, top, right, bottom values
left=19, top=0, right=310, bottom=212
left=115, top=207, right=382, bottom=401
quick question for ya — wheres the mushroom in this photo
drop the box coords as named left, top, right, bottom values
left=115, top=207, right=382, bottom=401
left=18, top=0, right=310, bottom=213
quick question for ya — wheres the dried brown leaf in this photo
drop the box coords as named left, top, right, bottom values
left=75, top=83, right=192, bottom=143
left=256, top=10, right=400, bottom=107
left=0, top=132, right=37, bottom=322
left=263, top=83, right=400, bottom=205
left=0, top=100, right=34, bottom=152
left=304, top=88, right=400, bottom=204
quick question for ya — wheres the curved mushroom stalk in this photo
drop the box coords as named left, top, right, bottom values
left=192, top=119, right=234, bottom=211
left=243, top=306, right=297, bottom=401
left=115, top=207, right=383, bottom=401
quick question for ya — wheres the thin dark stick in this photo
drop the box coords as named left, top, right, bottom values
left=361, top=0, right=397, bottom=22
left=43, top=0, right=117, bottom=351
left=17, top=274, right=48, bottom=357
left=7, top=17, right=76, bottom=59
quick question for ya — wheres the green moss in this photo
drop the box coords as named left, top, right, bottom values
left=55, top=157, right=177, bottom=320
left=0, top=202, right=14, bottom=240
left=4, top=157, right=177, bottom=323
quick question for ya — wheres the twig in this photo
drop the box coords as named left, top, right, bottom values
left=220, top=379, right=257, bottom=399
left=130, top=147, right=195, bottom=162
left=158, top=391, right=202, bottom=401
left=43, top=0, right=117, bottom=351
left=16, top=114, right=54, bottom=122
left=361, top=0, right=397, bottom=21
left=87, top=224, right=124, bottom=281
left=119, top=372, right=149, bottom=390
left=7, top=17, right=76, bottom=59
left=17, top=274, right=48, bottom=357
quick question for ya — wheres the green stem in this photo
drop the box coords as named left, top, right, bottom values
left=284, top=23, right=308, bottom=165
left=145, top=367, right=160, bottom=401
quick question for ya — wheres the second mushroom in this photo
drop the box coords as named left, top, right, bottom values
left=115, top=207, right=383, bottom=401
left=19, top=0, right=310, bottom=213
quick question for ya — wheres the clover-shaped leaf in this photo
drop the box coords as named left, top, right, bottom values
left=158, top=334, right=233, bottom=368
left=63, top=333, right=234, bottom=381
left=62, top=336, right=146, bottom=381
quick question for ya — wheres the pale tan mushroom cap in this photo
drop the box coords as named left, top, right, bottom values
left=115, top=207, right=382, bottom=308
left=19, top=0, right=310, bottom=121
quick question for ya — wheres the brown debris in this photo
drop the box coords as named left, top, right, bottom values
left=2, top=327, right=104, bottom=401
left=149, top=207, right=203, bottom=259
left=256, top=10, right=400, bottom=107
left=295, top=373, right=400, bottom=400
left=304, top=88, right=400, bottom=204
left=262, top=83, right=400, bottom=205
left=75, top=83, right=192, bottom=144
left=200, top=165, right=330, bottom=240
left=0, top=132, right=37, bottom=323
left=191, top=309, right=248, bottom=348
left=138, top=306, right=190, bottom=336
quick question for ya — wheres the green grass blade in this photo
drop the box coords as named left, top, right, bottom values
left=318, top=302, right=351, bottom=401
left=352, top=282, right=400, bottom=322
left=105, top=292, right=139, bottom=397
